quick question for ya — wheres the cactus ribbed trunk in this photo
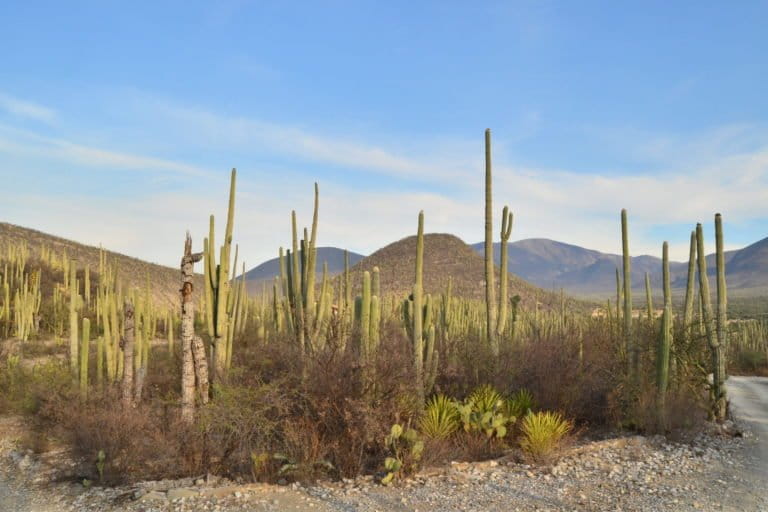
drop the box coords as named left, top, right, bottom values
left=656, top=242, right=672, bottom=423
left=621, top=209, right=634, bottom=375
left=696, top=222, right=726, bottom=422
left=204, top=169, right=237, bottom=384
left=69, top=265, right=79, bottom=378
left=80, top=317, right=90, bottom=398
left=496, top=207, right=513, bottom=338
left=413, top=211, right=425, bottom=406
left=304, top=184, right=319, bottom=340
left=484, top=129, right=497, bottom=353
left=682, top=230, right=697, bottom=336
left=714, top=214, right=728, bottom=420
left=644, top=272, right=653, bottom=322
left=615, top=267, right=622, bottom=326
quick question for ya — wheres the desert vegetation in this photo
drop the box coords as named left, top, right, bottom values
left=0, top=130, right=764, bottom=490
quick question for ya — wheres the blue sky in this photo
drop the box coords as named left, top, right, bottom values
left=1, top=1, right=767, bottom=268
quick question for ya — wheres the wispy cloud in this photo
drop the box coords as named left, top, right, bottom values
left=2, top=92, right=768, bottom=265
left=147, top=100, right=473, bottom=183
left=0, top=92, right=57, bottom=123
left=0, top=123, right=212, bottom=177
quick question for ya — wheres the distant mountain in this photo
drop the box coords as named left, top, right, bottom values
left=244, top=247, right=364, bottom=293
left=718, top=237, right=768, bottom=292
left=472, top=237, right=768, bottom=297
left=353, top=233, right=561, bottom=309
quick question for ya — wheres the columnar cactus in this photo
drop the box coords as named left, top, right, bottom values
left=69, top=264, right=79, bottom=378
left=644, top=272, right=653, bottom=322
left=496, top=206, right=513, bottom=338
left=279, top=183, right=328, bottom=354
left=484, top=129, right=497, bottom=353
left=656, top=242, right=672, bottom=417
left=621, top=209, right=634, bottom=374
left=203, top=168, right=237, bottom=380
left=404, top=211, right=438, bottom=406
left=615, top=267, right=622, bottom=325
left=682, top=230, right=697, bottom=336
left=714, top=214, right=728, bottom=419
left=696, top=221, right=727, bottom=421
left=80, top=317, right=90, bottom=397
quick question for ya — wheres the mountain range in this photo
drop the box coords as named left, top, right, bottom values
left=244, top=236, right=768, bottom=298
left=473, top=237, right=766, bottom=297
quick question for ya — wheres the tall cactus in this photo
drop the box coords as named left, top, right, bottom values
left=405, top=211, right=438, bottom=406
left=280, top=183, right=327, bottom=354
left=354, top=266, right=381, bottom=361
left=682, top=230, right=697, bottom=335
left=496, top=206, right=513, bottom=338
left=80, top=317, right=90, bottom=398
left=69, top=264, right=79, bottom=378
left=656, top=242, right=672, bottom=418
left=696, top=221, right=726, bottom=421
left=644, top=272, right=654, bottom=323
left=203, top=168, right=237, bottom=380
left=484, top=129, right=497, bottom=353
left=621, top=209, right=634, bottom=374
left=615, top=267, right=622, bottom=325
left=714, top=214, right=728, bottom=419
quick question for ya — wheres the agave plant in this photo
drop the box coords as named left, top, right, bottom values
left=503, top=388, right=535, bottom=420
left=419, top=394, right=460, bottom=440
left=519, top=411, right=573, bottom=462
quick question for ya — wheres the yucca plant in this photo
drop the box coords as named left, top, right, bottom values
left=419, top=394, right=460, bottom=440
left=519, top=411, right=573, bottom=462
left=468, top=384, right=504, bottom=413
left=503, top=389, right=535, bottom=420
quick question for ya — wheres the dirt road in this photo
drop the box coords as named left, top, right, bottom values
left=727, top=376, right=768, bottom=476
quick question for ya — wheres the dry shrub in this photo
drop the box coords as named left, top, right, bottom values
left=40, top=389, right=198, bottom=485
left=200, top=381, right=292, bottom=474
left=23, top=310, right=709, bottom=485
left=0, top=357, right=71, bottom=415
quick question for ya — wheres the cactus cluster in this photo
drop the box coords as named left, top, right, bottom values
left=203, top=168, right=242, bottom=380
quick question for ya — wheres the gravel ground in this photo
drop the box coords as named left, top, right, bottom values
left=2, top=379, right=768, bottom=511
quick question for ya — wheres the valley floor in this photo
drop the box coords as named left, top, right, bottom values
left=2, top=378, right=768, bottom=512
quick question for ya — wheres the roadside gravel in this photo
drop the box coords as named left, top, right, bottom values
left=2, top=417, right=765, bottom=511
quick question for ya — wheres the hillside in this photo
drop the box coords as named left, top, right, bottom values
left=0, top=222, right=188, bottom=306
left=244, top=247, right=364, bottom=293
left=720, top=237, right=768, bottom=290
left=352, top=233, right=561, bottom=309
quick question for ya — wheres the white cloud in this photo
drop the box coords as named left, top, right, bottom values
left=0, top=123, right=212, bottom=177
left=147, top=101, right=473, bottom=183
left=0, top=92, right=57, bottom=123
left=2, top=93, right=768, bottom=266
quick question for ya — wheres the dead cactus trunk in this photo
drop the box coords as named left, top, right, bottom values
left=181, top=233, right=206, bottom=424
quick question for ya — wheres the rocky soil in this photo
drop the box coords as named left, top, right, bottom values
left=2, top=412, right=766, bottom=512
